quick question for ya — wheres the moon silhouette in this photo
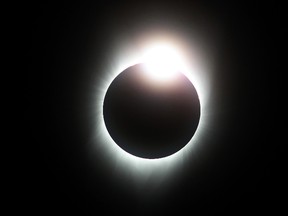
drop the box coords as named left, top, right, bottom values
left=103, top=63, right=200, bottom=159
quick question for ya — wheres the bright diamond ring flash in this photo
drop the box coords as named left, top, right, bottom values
left=143, top=44, right=184, bottom=81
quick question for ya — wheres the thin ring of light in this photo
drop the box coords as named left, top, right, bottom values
left=91, top=36, right=212, bottom=183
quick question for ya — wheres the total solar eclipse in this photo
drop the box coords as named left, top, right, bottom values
left=103, top=63, right=200, bottom=159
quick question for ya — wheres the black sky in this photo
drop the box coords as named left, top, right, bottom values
left=43, top=1, right=276, bottom=214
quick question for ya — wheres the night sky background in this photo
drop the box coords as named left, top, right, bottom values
left=43, top=1, right=276, bottom=214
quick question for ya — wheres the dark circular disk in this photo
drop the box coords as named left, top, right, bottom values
left=103, top=63, right=200, bottom=159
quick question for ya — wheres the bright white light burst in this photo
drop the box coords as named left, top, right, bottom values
left=142, top=44, right=183, bottom=81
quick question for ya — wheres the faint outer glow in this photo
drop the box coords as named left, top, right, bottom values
left=91, top=36, right=212, bottom=184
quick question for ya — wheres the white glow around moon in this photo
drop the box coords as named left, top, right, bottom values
left=90, top=34, right=213, bottom=184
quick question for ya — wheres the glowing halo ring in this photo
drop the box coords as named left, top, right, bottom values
left=92, top=39, right=212, bottom=182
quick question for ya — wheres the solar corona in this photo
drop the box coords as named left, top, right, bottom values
left=92, top=39, right=211, bottom=181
